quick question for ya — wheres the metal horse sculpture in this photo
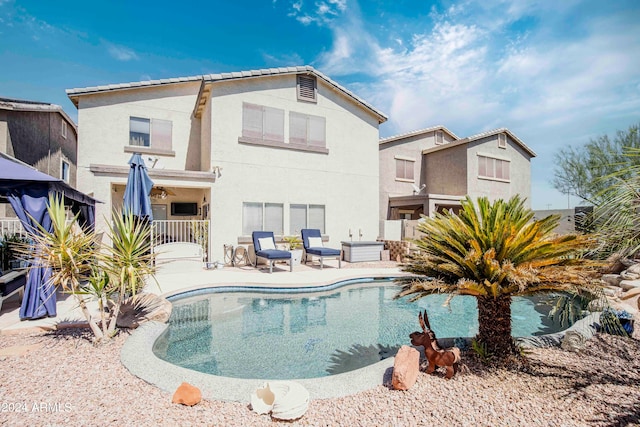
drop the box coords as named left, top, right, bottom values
left=409, top=310, right=461, bottom=379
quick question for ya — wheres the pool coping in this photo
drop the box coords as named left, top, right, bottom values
left=120, top=275, right=603, bottom=403
left=121, top=320, right=395, bottom=402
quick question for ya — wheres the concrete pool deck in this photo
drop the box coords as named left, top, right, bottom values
left=0, top=260, right=404, bottom=333
left=0, top=259, right=406, bottom=402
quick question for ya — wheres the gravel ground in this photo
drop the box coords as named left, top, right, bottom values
left=1, top=329, right=639, bottom=427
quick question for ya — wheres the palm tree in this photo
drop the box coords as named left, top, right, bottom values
left=396, top=195, right=602, bottom=363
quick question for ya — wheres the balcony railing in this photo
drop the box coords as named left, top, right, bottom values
left=150, top=220, right=210, bottom=261
left=0, top=219, right=26, bottom=238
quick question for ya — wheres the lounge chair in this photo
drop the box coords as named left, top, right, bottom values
left=251, top=231, right=292, bottom=273
left=0, top=269, right=27, bottom=313
left=301, top=229, right=342, bottom=269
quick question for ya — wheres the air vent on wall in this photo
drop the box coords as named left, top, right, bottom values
left=297, top=75, right=316, bottom=102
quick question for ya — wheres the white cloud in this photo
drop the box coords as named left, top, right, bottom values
left=106, top=42, right=139, bottom=61
left=288, top=0, right=347, bottom=26
left=292, top=0, right=640, bottom=208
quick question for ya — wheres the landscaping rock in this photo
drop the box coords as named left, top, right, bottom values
left=117, top=293, right=173, bottom=329
left=172, top=382, right=201, bottom=406
left=621, top=287, right=640, bottom=300
left=392, top=345, right=420, bottom=390
left=619, top=279, right=640, bottom=291
left=601, top=274, right=623, bottom=287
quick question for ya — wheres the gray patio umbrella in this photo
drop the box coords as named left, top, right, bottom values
left=123, top=153, right=154, bottom=221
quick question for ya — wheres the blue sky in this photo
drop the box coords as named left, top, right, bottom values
left=1, top=0, right=639, bottom=209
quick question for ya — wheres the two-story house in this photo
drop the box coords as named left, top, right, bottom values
left=0, top=97, right=77, bottom=185
left=67, top=66, right=387, bottom=261
left=0, top=97, right=78, bottom=218
left=379, top=126, right=536, bottom=221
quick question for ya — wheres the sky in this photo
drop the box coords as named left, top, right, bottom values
left=1, top=0, right=639, bottom=210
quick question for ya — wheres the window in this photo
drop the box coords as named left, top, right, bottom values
left=61, top=120, right=67, bottom=139
left=290, top=204, right=307, bottom=234
left=61, top=160, right=69, bottom=183
left=435, top=130, right=444, bottom=145
left=395, top=158, right=414, bottom=181
left=478, top=155, right=510, bottom=181
left=289, top=204, right=326, bottom=234
left=289, top=112, right=326, bottom=148
left=309, top=205, right=325, bottom=233
left=498, top=133, right=507, bottom=149
left=242, top=202, right=284, bottom=235
left=297, top=75, right=317, bottom=102
left=129, top=117, right=172, bottom=150
left=242, top=103, right=284, bottom=142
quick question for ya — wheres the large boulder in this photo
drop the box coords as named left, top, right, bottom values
left=601, top=274, right=623, bottom=287
left=116, top=293, right=172, bottom=329
left=172, top=382, right=202, bottom=406
left=619, top=279, right=640, bottom=291
left=392, top=345, right=420, bottom=390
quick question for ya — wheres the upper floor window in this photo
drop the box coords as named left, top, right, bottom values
left=478, top=155, right=510, bottom=181
left=129, top=117, right=172, bottom=150
left=435, top=130, right=444, bottom=145
left=242, top=103, right=284, bottom=142
left=297, top=75, right=317, bottom=103
left=498, top=133, right=507, bottom=149
left=242, top=202, right=284, bottom=235
left=61, top=160, right=70, bottom=183
left=289, top=112, right=326, bottom=148
left=290, top=204, right=325, bottom=234
left=61, top=120, right=67, bottom=139
left=395, top=157, right=415, bottom=181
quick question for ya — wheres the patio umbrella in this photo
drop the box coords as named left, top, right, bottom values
left=123, top=153, right=154, bottom=221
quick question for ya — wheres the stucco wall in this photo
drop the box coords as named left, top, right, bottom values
left=208, top=74, right=381, bottom=259
left=423, top=145, right=468, bottom=196
left=465, top=135, right=532, bottom=206
left=378, top=130, right=456, bottom=221
left=0, top=109, right=77, bottom=186
left=76, top=81, right=203, bottom=231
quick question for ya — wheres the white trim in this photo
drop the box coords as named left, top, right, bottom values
left=393, top=155, right=415, bottom=162
left=478, top=176, right=510, bottom=183
left=476, top=152, right=511, bottom=162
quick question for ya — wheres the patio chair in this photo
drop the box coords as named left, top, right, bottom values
left=301, top=229, right=342, bottom=269
left=251, top=231, right=292, bottom=273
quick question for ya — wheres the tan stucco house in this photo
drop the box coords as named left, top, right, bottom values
left=379, top=126, right=536, bottom=221
left=67, top=66, right=387, bottom=261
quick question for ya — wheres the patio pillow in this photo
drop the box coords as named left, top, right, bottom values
left=258, top=237, right=276, bottom=250
left=308, top=237, right=323, bottom=247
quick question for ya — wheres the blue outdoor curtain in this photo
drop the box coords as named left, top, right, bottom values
left=7, top=184, right=56, bottom=319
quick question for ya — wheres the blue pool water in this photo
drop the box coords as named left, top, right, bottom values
left=153, top=278, right=560, bottom=379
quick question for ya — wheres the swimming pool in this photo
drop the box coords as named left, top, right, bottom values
left=152, top=278, right=561, bottom=380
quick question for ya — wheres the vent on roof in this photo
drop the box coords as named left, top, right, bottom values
left=297, top=75, right=317, bottom=102
left=435, top=130, right=444, bottom=145
left=498, top=133, right=507, bottom=149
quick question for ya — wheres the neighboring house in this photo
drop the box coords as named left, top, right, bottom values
left=379, top=126, right=536, bottom=221
left=0, top=97, right=77, bottom=186
left=0, top=97, right=78, bottom=218
left=67, top=66, right=387, bottom=261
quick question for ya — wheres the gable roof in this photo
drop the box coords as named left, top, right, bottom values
left=66, top=66, right=388, bottom=123
left=0, top=97, right=77, bottom=132
left=379, top=125, right=459, bottom=145
left=421, top=127, right=537, bottom=157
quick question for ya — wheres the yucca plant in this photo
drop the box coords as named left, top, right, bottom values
left=396, top=195, right=603, bottom=363
left=22, top=196, right=157, bottom=343
left=100, top=210, right=156, bottom=336
left=22, top=194, right=103, bottom=339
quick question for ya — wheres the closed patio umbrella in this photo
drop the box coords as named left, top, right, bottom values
left=123, top=153, right=154, bottom=221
